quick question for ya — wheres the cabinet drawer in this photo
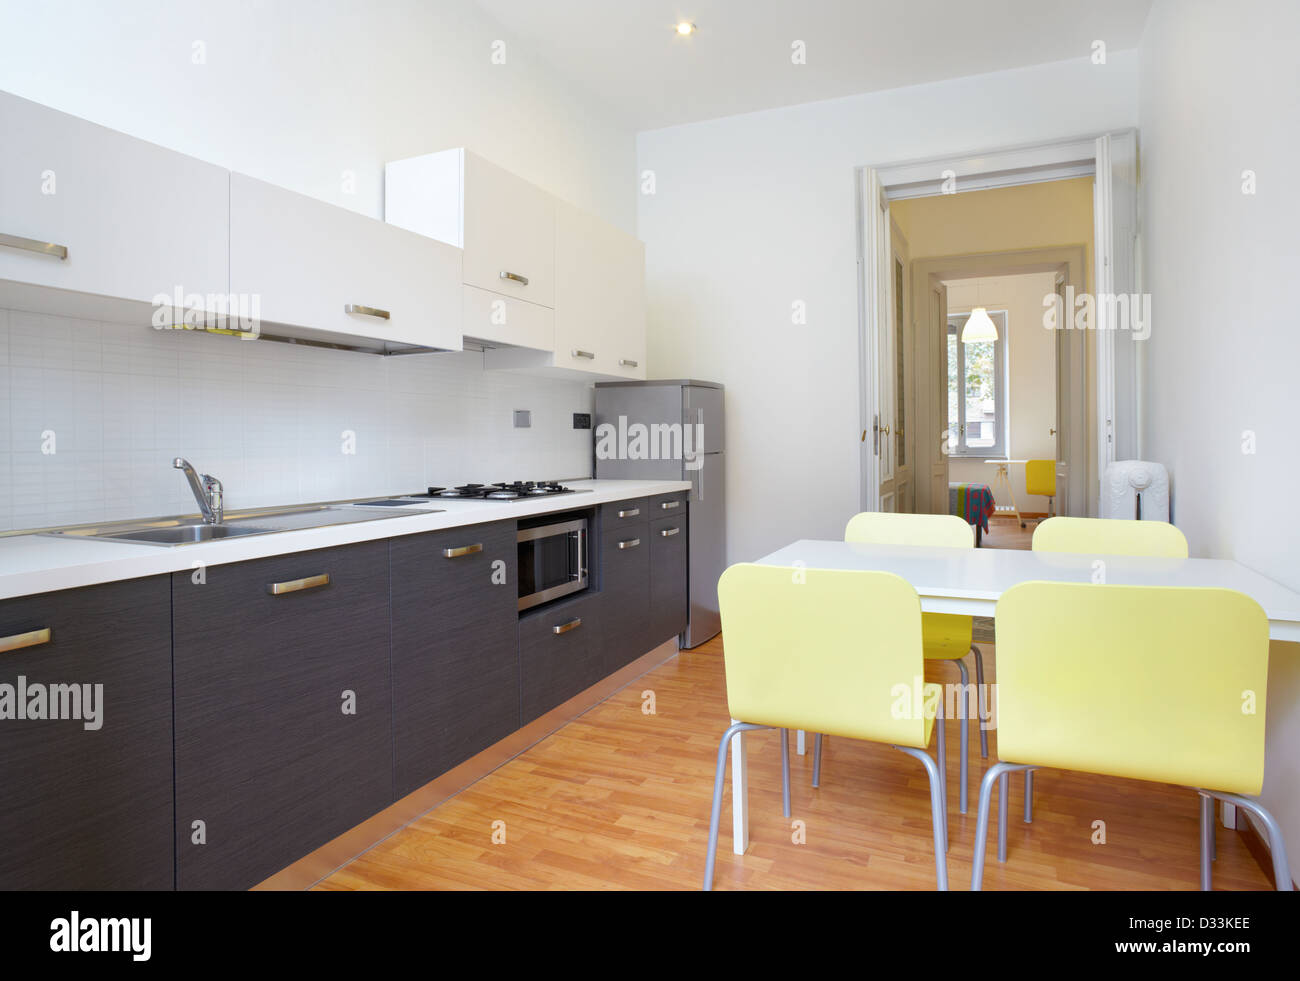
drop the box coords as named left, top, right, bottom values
left=0, top=576, right=173, bottom=890
left=391, top=521, right=519, bottom=797
left=519, top=593, right=602, bottom=725
left=601, top=499, right=648, bottom=534
left=651, top=492, right=688, bottom=515
left=650, top=515, right=689, bottom=643
left=173, top=540, right=393, bottom=890
left=462, top=284, right=554, bottom=350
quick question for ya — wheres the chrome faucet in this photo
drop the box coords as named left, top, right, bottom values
left=173, top=458, right=224, bottom=524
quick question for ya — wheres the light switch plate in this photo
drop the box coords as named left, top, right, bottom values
left=513, top=409, right=531, bottom=428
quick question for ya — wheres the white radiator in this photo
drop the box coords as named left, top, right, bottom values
left=1101, top=460, right=1170, bottom=521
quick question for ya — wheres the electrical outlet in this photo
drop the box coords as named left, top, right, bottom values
left=513, top=410, right=531, bottom=428
left=572, top=413, right=592, bottom=430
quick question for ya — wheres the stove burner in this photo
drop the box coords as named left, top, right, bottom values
left=405, top=481, right=580, bottom=502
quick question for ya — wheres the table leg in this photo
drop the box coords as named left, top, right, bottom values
left=730, top=719, right=749, bottom=855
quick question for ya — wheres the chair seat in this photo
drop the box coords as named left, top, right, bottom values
left=922, top=612, right=974, bottom=661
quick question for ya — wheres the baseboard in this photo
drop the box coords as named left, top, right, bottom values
left=253, top=637, right=682, bottom=891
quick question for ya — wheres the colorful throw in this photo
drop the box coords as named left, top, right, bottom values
left=949, top=482, right=995, bottom=535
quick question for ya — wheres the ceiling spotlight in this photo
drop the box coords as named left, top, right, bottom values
left=675, top=22, right=696, bottom=36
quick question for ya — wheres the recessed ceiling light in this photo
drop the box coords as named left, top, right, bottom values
left=675, top=22, right=696, bottom=36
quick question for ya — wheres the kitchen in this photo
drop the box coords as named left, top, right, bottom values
left=1, top=0, right=1298, bottom=951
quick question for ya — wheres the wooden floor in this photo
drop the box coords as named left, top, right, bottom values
left=317, top=635, right=1271, bottom=891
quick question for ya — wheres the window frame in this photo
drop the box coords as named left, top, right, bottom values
left=946, top=309, right=1008, bottom=459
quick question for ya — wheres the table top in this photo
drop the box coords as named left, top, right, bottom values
left=754, top=539, right=1300, bottom=640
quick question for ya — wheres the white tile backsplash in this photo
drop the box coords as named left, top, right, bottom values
left=0, top=309, right=596, bottom=532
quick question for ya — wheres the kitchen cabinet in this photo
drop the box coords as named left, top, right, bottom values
left=0, top=89, right=228, bottom=309
left=599, top=524, right=652, bottom=674
left=0, top=576, right=173, bottom=890
left=230, top=172, right=463, bottom=352
left=461, top=284, right=554, bottom=351
left=649, top=513, right=689, bottom=644
left=519, top=592, right=604, bottom=725
left=172, top=540, right=393, bottom=890
left=390, top=521, right=520, bottom=798
left=386, top=148, right=556, bottom=309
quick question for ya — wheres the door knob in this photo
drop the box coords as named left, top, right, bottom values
left=1049, top=427, right=1057, bottom=436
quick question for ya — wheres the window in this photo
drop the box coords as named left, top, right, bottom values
left=946, top=311, right=1006, bottom=458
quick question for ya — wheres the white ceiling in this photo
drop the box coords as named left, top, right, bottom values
left=474, top=0, right=1153, bottom=131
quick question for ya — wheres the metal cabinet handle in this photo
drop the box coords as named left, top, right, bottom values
left=553, top=617, right=582, bottom=635
left=442, top=543, right=483, bottom=558
left=267, top=573, right=330, bottom=595
left=660, top=500, right=681, bottom=510
left=617, top=538, right=641, bottom=550
left=500, top=271, right=530, bottom=286
left=0, top=233, right=68, bottom=260
left=344, top=304, right=391, bottom=320
left=659, top=527, right=680, bottom=538
left=0, top=627, right=52, bottom=654
left=616, top=507, right=640, bottom=518
left=571, top=349, right=595, bottom=360
left=619, top=359, right=639, bottom=368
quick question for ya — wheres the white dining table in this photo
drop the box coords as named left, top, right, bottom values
left=719, top=539, right=1300, bottom=856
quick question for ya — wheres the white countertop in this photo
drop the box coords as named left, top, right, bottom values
left=0, top=479, right=691, bottom=601
left=755, top=539, right=1300, bottom=641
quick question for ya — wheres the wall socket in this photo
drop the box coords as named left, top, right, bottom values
left=513, top=409, right=531, bottom=428
left=572, top=412, right=592, bottom=430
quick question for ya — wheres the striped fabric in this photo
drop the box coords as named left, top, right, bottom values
left=948, top=482, right=995, bottom=534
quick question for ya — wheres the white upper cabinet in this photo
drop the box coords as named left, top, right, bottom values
left=0, top=89, right=228, bottom=306
left=386, top=148, right=555, bottom=310
left=230, top=173, right=463, bottom=351
left=554, top=201, right=646, bottom=379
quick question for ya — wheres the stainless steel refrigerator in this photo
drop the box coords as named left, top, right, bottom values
left=593, top=380, right=724, bottom=648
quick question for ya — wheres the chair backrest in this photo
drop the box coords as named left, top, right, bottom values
left=717, top=563, right=933, bottom=748
left=995, top=582, right=1269, bottom=795
left=845, top=511, right=974, bottom=549
left=1032, top=516, right=1188, bottom=557
left=1025, top=459, right=1056, bottom=498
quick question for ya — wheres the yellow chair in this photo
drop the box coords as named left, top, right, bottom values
left=971, top=581, right=1291, bottom=891
left=1024, top=459, right=1056, bottom=528
left=826, top=512, right=986, bottom=815
left=706, top=563, right=950, bottom=889
left=1032, top=515, right=1188, bottom=557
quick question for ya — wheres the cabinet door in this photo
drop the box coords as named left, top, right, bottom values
left=462, top=152, right=556, bottom=308
left=519, top=593, right=602, bottom=725
left=390, top=521, right=520, bottom=798
left=462, top=284, right=554, bottom=351
left=599, top=529, right=651, bottom=674
left=555, top=201, right=647, bottom=378
left=230, top=172, right=463, bottom=350
left=649, top=515, right=689, bottom=644
left=0, top=90, right=228, bottom=306
left=173, top=541, right=392, bottom=890
left=0, top=576, right=173, bottom=890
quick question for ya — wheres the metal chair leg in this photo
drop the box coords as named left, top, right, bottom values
left=998, top=771, right=1008, bottom=862
left=1199, top=791, right=1213, bottom=890
left=971, top=761, right=1032, bottom=890
left=812, top=732, right=823, bottom=788
left=956, top=658, right=970, bottom=814
left=934, top=691, right=948, bottom=852
left=779, top=728, right=791, bottom=819
left=1024, top=769, right=1034, bottom=824
left=971, top=645, right=989, bottom=759
left=703, top=721, right=769, bottom=891
left=894, top=743, right=950, bottom=891
left=1201, top=790, right=1294, bottom=891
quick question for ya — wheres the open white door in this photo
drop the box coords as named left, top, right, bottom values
left=859, top=168, right=890, bottom=511
left=926, top=277, right=949, bottom=513
left=1094, top=130, right=1140, bottom=506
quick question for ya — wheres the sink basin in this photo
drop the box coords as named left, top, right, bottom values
left=108, top=524, right=274, bottom=545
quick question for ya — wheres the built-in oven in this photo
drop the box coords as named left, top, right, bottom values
left=517, top=516, right=588, bottom=611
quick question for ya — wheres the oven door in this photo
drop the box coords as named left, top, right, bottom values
left=517, top=518, right=588, bottom=611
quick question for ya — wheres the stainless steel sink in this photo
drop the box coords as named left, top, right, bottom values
left=107, top=524, right=275, bottom=545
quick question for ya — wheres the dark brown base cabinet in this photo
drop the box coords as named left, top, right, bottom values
left=519, top=592, right=605, bottom=725
left=0, top=576, right=173, bottom=890
left=390, top=521, right=520, bottom=798
left=172, top=541, right=394, bottom=890
left=649, top=512, right=689, bottom=643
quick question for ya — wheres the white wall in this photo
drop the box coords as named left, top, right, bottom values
left=1139, top=0, right=1300, bottom=882
left=0, top=0, right=635, bottom=231
left=637, top=55, right=1139, bottom=563
left=0, top=0, right=638, bottom=530
left=947, top=273, right=1059, bottom=512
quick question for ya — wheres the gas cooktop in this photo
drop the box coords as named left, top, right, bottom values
left=358, top=482, right=590, bottom=506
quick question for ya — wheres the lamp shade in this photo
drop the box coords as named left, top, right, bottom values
left=961, top=307, right=999, bottom=343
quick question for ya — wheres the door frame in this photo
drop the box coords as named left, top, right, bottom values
left=908, top=246, right=1089, bottom=518
left=856, top=131, right=1136, bottom=514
